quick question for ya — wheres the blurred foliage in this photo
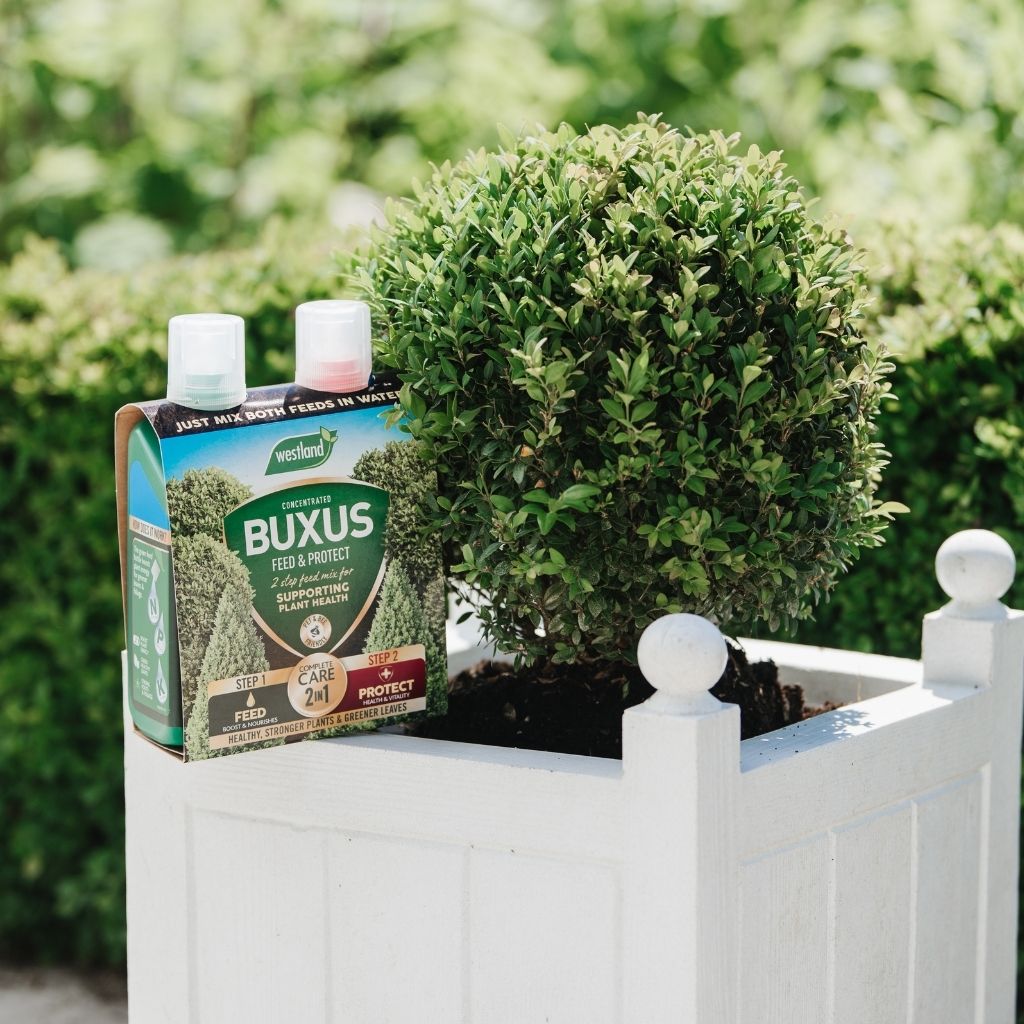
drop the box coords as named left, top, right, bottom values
left=552, top=0, right=1024, bottom=230
left=1, top=0, right=582, bottom=262
left=4, top=0, right=1024, bottom=264
left=768, top=221, right=1024, bottom=657
left=0, top=221, right=337, bottom=965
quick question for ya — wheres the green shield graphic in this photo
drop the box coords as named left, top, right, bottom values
left=224, top=479, right=389, bottom=655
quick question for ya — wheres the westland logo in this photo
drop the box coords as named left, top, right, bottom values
left=266, top=426, right=338, bottom=475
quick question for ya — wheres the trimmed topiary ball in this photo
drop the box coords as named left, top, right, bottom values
left=353, top=116, right=896, bottom=665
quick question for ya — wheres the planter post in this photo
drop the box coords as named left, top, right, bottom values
left=923, top=529, right=1024, bottom=1023
left=622, top=613, right=741, bottom=1024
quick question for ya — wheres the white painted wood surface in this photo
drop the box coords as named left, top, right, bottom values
left=623, top=614, right=739, bottom=1024
left=126, top=530, right=1024, bottom=1023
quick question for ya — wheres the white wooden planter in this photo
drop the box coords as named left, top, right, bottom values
left=125, top=530, right=1024, bottom=1024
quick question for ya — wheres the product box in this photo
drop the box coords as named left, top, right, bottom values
left=115, top=373, right=447, bottom=761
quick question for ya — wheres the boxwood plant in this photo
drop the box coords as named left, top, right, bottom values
left=353, top=116, right=898, bottom=665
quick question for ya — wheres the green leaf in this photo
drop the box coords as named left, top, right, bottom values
left=757, top=273, right=787, bottom=295
left=871, top=501, right=911, bottom=517
left=560, top=484, right=601, bottom=502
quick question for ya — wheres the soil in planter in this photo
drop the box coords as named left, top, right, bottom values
left=408, top=642, right=809, bottom=759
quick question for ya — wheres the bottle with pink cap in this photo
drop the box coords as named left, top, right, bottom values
left=294, top=299, right=373, bottom=394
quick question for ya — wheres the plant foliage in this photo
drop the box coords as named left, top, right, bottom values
left=172, top=532, right=254, bottom=718
left=0, top=0, right=581, bottom=261
left=784, top=222, right=1024, bottom=657
left=0, top=222, right=334, bottom=966
left=354, top=117, right=897, bottom=665
left=4, top=0, right=1022, bottom=261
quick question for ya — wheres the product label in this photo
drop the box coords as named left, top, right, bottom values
left=127, top=531, right=173, bottom=716
left=224, top=480, right=390, bottom=655
left=205, top=644, right=426, bottom=750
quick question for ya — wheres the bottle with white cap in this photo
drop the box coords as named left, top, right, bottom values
left=294, top=300, right=373, bottom=394
left=166, top=312, right=247, bottom=409
left=125, top=312, right=246, bottom=747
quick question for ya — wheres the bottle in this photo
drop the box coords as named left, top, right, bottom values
left=294, top=300, right=373, bottom=394
left=125, top=314, right=246, bottom=746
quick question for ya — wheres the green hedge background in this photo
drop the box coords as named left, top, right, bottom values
left=777, top=223, right=1024, bottom=656
left=0, top=222, right=337, bottom=963
left=3, top=1, right=1024, bottom=1014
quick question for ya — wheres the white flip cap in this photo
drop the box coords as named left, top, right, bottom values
left=166, top=313, right=246, bottom=410
left=295, top=300, right=372, bottom=393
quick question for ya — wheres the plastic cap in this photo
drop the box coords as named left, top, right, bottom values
left=295, top=300, right=372, bottom=393
left=166, top=313, right=246, bottom=410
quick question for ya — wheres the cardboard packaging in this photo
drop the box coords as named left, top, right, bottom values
left=116, top=373, right=447, bottom=761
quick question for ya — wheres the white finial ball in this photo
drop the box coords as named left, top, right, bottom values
left=935, top=529, right=1015, bottom=606
left=637, top=613, right=727, bottom=697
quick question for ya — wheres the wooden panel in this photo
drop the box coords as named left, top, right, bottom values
left=740, top=685, right=991, bottom=859
left=189, top=810, right=328, bottom=1024
left=176, top=734, right=623, bottom=864
left=622, top=700, right=741, bottom=1024
left=125, top=718, right=191, bottom=1023
left=924, top=612, right=1024, bottom=1023
left=739, top=837, right=829, bottom=1024
left=911, top=776, right=983, bottom=1024
left=832, top=805, right=913, bottom=1024
left=469, top=850, right=620, bottom=1024
left=738, top=636, right=921, bottom=705
left=326, top=834, right=466, bottom=1024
